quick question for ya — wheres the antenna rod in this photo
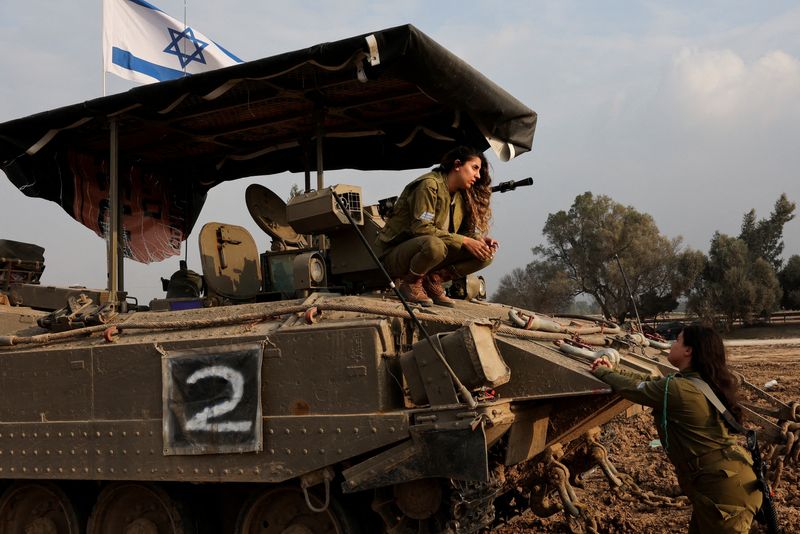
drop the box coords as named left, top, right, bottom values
left=614, top=254, right=642, bottom=332
left=331, top=190, right=477, bottom=408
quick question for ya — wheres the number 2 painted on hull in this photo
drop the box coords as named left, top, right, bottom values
left=185, top=365, right=253, bottom=433
left=163, top=342, right=263, bottom=455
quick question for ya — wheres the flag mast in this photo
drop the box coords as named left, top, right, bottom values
left=101, top=0, right=123, bottom=301
left=102, top=0, right=106, bottom=97
left=99, top=0, right=241, bottom=292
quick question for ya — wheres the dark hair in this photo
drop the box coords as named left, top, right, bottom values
left=434, top=146, right=493, bottom=235
left=680, top=325, right=743, bottom=423
left=436, top=146, right=484, bottom=173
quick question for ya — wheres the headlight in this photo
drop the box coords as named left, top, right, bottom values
left=309, top=257, right=326, bottom=283
left=292, top=251, right=327, bottom=289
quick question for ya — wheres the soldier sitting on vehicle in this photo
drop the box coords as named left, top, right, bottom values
left=373, top=146, right=498, bottom=307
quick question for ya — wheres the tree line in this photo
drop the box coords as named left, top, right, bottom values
left=492, top=192, right=798, bottom=327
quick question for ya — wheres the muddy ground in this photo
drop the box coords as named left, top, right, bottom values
left=494, top=337, right=800, bottom=533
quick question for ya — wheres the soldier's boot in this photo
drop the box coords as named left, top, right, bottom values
left=423, top=269, right=455, bottom=308
left=398, top=273, right=433, bottom=307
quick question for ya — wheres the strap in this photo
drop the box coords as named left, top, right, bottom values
left=686, top=377, right=746, bottom=434
left=662, top=374, right=674, bottom=452
left=686, top=381, right=783, bottom=533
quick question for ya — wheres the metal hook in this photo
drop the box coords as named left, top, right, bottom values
left=302, top=476, right=331, bottom=513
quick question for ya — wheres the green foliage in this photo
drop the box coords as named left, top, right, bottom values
left=738, top=193, right=795, bottom=271
left=689, top=194, right=794, bottom=324
left=533, top=192, right=700, bottom=323
left=491, top=259, right=575, bottom=313
left=779, top=255, right=800, bottom=310
left=689, top=232, right=782, bottom=326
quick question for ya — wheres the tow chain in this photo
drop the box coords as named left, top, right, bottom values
left=530, top=445, right=599, bottom=534
left=762, top=420, right=800, bottom=489
left=446, top=475, right=502, bottom=534
left=613, top=471, right=689, bottom=508
left=585, top=429, right=689, bottom=509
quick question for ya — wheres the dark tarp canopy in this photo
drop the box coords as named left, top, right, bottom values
left=0, top=24, right=536, bottom=263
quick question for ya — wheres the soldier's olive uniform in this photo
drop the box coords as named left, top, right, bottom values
left=592, top=366, right=761, bottom=533
left=373, top=170, right=491, bottom=277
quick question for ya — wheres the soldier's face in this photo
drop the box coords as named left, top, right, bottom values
left=451, top=157, right=482, bottom=190
left=668, top=332, right=693, bottom=370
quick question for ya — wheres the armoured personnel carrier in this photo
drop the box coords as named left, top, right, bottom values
left=0, top=24, right=797, bottom=534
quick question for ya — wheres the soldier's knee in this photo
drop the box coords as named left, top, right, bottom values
left=419, top=237, right=447, bottom=262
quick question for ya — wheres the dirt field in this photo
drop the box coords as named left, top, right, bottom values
left=494, top=338, right=800, bottom=533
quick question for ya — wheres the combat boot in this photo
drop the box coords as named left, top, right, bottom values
left=423, top=269, right=455, bottom=307
left=397, top=273, right=433, bottom=307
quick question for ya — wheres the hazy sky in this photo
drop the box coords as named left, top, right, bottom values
left=1, top=1, right=798, bottom=303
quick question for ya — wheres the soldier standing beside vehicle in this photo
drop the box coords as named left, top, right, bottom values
left=373, top=146, right=497, bottom=307
left=591, top=325, right=763, bottom=533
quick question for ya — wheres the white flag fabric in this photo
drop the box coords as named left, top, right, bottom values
left=103, top=0, right=243, bottom=84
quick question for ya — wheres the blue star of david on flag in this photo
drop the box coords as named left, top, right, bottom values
left=163, top=27, right=209, bottom=68
left=103, top=0, right=243, bottom=84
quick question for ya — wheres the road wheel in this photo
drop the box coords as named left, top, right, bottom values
left=371, top=479, right=449, bottom=534
left=0, top=481, right=81, bottom=534
left=235, top=486, right=360, bottom=534
left=87, top=483, right=190, bottom=534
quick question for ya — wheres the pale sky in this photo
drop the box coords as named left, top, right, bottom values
left=1, top=1, right=798, bottom=302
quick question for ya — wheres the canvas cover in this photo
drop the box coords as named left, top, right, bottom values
left=0, top=25, right=536, bottom=263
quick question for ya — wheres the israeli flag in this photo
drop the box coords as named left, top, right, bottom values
left=102, top=0, right=243, bottom=84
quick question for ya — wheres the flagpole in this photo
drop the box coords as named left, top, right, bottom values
left=182, top=0, right=188, bottom=76
left=101, top=0, right=106, bottom=96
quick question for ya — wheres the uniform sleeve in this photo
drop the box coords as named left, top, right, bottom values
left=592, top=366, right=668, bottom=409
left=408, top=180, right=464, bottom=249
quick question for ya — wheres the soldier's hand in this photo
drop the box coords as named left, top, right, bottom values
left=591, top=357, right=612, bottom=372
left=463, top=237, right=493, bottom=261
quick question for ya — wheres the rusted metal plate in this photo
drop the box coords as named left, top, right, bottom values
left=494, top=337, right=612, bottom=399
left=342, top=420, right=488, bottom=492
left=262, top=413, right=408, bottom=480
left=545, top=395, right=633, bottom=447
left=0, top=348, right=92, bottom=422
left=94, top=344, right=163, bottom=420
left=264, top=320, right=401, bottom=415
left=0, top=413, right=408, bottom=483
left=505, top=402, right=552, bottom=465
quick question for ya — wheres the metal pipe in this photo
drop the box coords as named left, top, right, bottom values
left=315, top=112, right=324, bottom=190
left=107, top=119, right=123, bottom=296
left=302, top=139, right=311, bottom=192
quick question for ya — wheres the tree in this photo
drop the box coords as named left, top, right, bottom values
left=689, top=232, right=782, bottom=326
left=535, top=192, right=701, bottom=323
left=492, top=259, right=575, bottom=313
left=638, top=249, right=706, bottom=319
left=739, top=193, right=796, bottom=271
left=779, top=255, right=800, bottom=310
